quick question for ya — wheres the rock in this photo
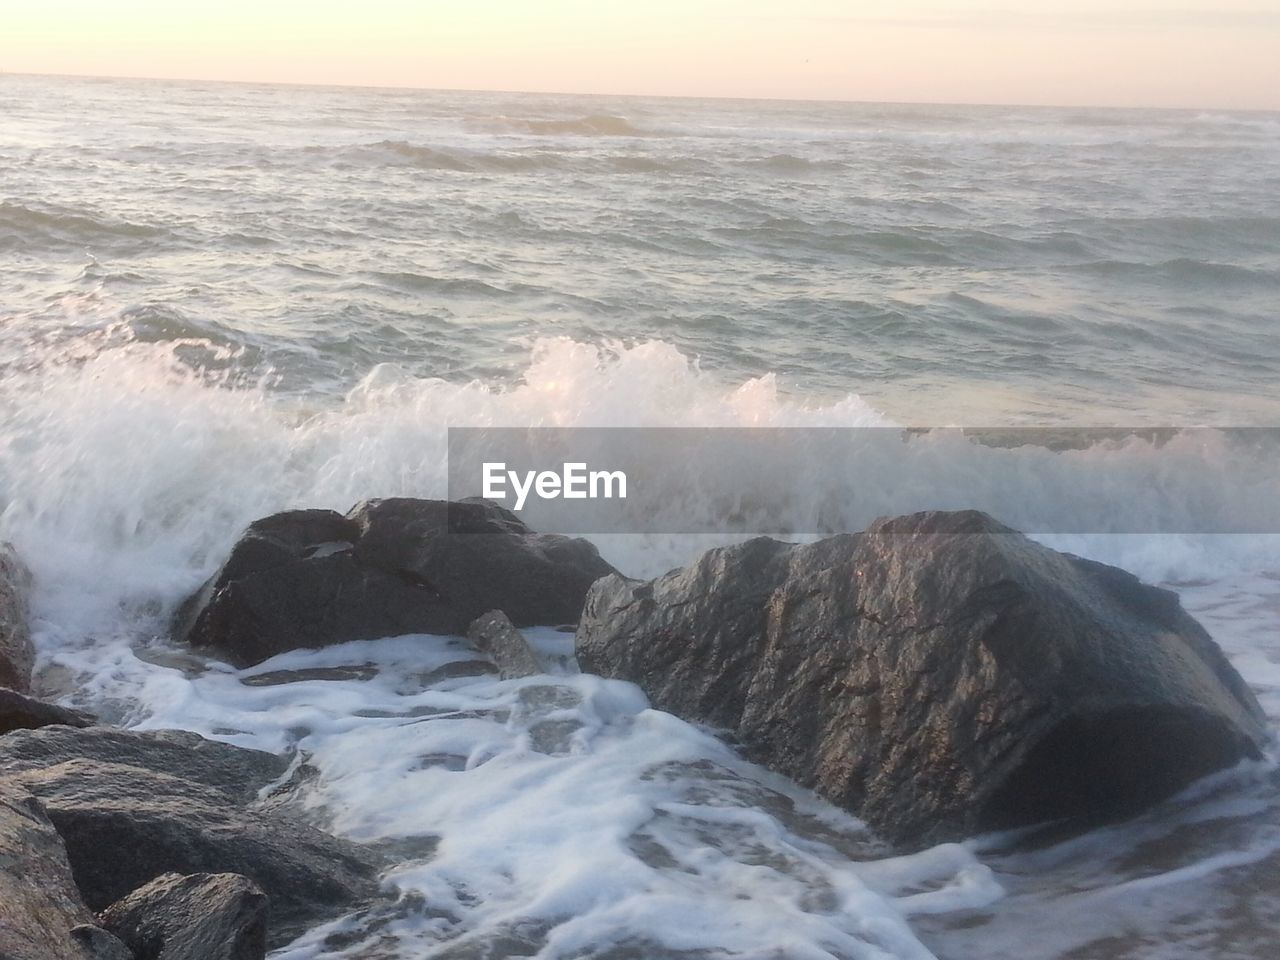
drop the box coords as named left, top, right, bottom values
left=1, top=542, right=35, bottom=693
left=0, top=784, right=131, bottom=960
left=0, top=725, right=382, bottom=947
left=99, top=872, right=269, bottom=960
left=0, top=687, right=95, bottom=736
left=576, top=510, right=1268, bottom=848
left=175, top=498, right=616, bottom=667
left=467, top=610, right=546, bottom=679
left=68, top=926, right=133, bottom=960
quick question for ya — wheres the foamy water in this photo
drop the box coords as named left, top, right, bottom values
left=3, top=75, right=1280, bottom=959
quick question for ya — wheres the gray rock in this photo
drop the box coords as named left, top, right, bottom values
left=0, top=784, right=130, bottom=960
left=175, top=498, right=616, bottom=668
left=68, top=926, right=133, bottom=960
left=99, top=872, right=268, bottom=960
left=467, top=610, right=546, bottom=679
left=0, top=687, right=95, bottom=736
left=0, top=725, right=382, bottom=948
left=1, top=542, right=35, bottom=694
left=576, top=510, right=1268, bottom=848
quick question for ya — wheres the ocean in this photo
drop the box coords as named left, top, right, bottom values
left=3, top=73, right=1280, bottom=958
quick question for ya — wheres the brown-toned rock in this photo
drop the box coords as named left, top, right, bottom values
left=576, top=510, right=1267, bottom=848
left=1, top=542, right=35, bottom=693
left=0, top=784, right=130, bottom=960
left=99, top=872, right=269, bottom=960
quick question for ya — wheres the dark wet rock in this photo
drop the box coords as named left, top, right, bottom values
left=1, top=541, right=35, bottom=693
left=0, top=726, right=289, bottom=801
left=414, top=658, right=498, bottom=685
left=576, top=510, right=1268, bottom=847
left=174, top=498, right=616, bottom=668
left=467, top=609, right=546, bottom=679
left=68, top=926, right=133, bottom=960
left=239, top=664, right=381, bottom=687
left=0, top=687, right=95, bottom=736
left=99, top=872, right=269, bottom=960
left=0, top=725, right=382, bottom=947
left=0, top=784, right=131, bottom=960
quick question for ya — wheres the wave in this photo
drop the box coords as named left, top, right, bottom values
left=0, top=199, right=169, bottom=251
left=1070, top=257, right=1280, bottom=288
left=467, top=113, right=656, bottom=137
left=3, top=335, right=1280, bottom=646
left=325, top=140, right=715, bottom=176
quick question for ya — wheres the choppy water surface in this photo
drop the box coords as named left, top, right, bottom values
left=3, top=74, right=1280, bottom=959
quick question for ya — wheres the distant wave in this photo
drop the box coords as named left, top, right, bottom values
left=0, top=199, right=167, bottom=251
left=1072, top=257, right=1280, bottom=288
left=325, top=140, right=713, bottom=176
left=466, top=113, right=657, bottom=137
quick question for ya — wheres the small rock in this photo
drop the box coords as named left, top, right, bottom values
left=0, top=687, right=96, bottom=736
left=69, top=925, right=133, bottom=960
left=467, top=610, right=546, bottom=679
left=99, top=872, right=269, bottom=960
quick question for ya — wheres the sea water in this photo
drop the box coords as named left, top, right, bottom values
left=3, top=74, right=1280, bottom=958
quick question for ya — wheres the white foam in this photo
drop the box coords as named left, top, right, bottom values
left=49, top=630, right=976, bottom=959
left=4, top=332, right=1280, bottom=959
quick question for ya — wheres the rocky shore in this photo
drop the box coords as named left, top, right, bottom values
left=1, top=502, right=1267, bottom=958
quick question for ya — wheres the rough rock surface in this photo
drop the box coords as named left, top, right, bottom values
left=99, top=872, right=269, bottom=960
left=0, top=687, right=95, bottom=736
left=467, top=609, right=546, bottom=679
left=0, top=725, right=382, bottom=947
left=576, top=510, right=1268, bottom=847
left=174, top=498, right=616, bottom=667
left=1, top=541, right=35, bottom=693
left=0, top=784, right=131, bottom=960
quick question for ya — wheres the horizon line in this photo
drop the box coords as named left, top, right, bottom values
left=7, top=69, right=1278, bottom=116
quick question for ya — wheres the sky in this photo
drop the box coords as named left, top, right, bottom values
left=4, top=0, right=1280, bottom=109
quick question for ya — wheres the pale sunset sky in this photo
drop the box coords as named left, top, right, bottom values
left=5, top=0, right=1279, bottom=109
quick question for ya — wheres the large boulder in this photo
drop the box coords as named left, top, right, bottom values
left=0, top=726, right=382, bottom=947
left=0, top=784, right=130, bottom=960
left=98, top=872, right=268, bottom=960
left=174, top=498, right=616, bottom=667
left=1, top=542, right=35, bottom=693
left=576, top=510, right=1268, bottom=848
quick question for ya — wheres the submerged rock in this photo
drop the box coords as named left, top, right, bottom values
left=0, top=785, right=131, bottom=960
left=99, top=872, right=269, bottom=960
left=0, top=687, right=95, bottom=736
left=576, top=510, right=1267, bottom=847
left=0, top=725, right=382, bottom=947
left=467, top=609, right=547, bottom=679
left=1, top=542, right=35, bottom=693
left=174, top=498, right=616, bottom=667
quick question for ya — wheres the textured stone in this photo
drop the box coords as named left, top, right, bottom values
left=576, top=510, right=1267, bottom=847
left=0, top=542, right=35, bottom=694
left=0, top=725, right=381, bottom=947
left=0, top=784, right=130, bottom=960
left=99, top=872, right=269, bottom=960
left=175, top=498, right=615, bottom=668
left=468, top=610, right=546, bottom=679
